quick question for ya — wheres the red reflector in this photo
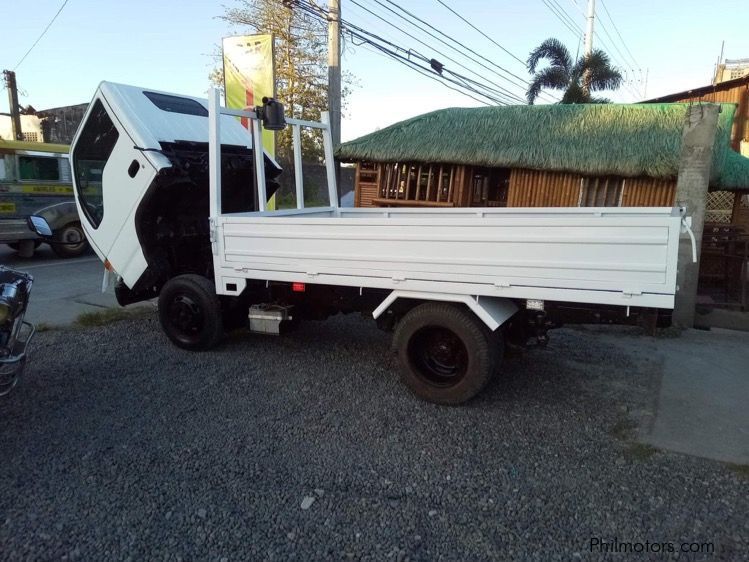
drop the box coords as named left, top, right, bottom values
left=292, top=282, right=306, bottom=293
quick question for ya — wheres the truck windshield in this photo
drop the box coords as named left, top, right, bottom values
left=72, top=99, right=119, bottom=228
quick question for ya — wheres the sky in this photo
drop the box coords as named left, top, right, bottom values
left=1, top=0, right=748, bottom=141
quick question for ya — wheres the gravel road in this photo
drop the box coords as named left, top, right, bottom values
left=1, top=313, right=747, bottom=561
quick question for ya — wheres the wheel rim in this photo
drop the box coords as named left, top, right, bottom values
left=408, top=325, right=468, bottom=387
left=60, top=226, right=85, bottom=251
left=167, top=293, right=204, bottom=343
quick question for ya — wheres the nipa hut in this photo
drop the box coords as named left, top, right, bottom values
left=337, top=103, right=749, bottom=213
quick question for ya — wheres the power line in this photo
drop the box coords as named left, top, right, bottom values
left=352, top=0, right=527, bottom=103
left=14, top=0, right=71, bottom=70
left=599, top=0, right=641, bottom=71
left=548, top=0, right=583, bottom=34
left=541, top=0, right=582, bottom=39
left=433, top=0, right=527, bottom=68
left=346, top=0, right=525, bottom=103
left=290, top=1, right=502, bottom=105
left=349, top=0, right=519, bottom=103
left=431, top=0, right=559, bottom=102
left=348, top=29, right=502, bottom=105
left=355, top=42, right=492, bottom=106
left=372, top=0, right=559, bottom=102
left=540, top=0, right=640, bottom=100
left=592, top=30, right=641, bottom=99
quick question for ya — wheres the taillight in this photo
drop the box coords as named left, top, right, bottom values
left=292, top=282, right=306, bottom=293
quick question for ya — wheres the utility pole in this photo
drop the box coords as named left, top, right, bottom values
left=327, top=0, right=342, bottom=199
left=584, top=0, right=596, bottom=57
left=582, top=0, right=596, bottom=95
left=2, top=70, right=23, bottom=141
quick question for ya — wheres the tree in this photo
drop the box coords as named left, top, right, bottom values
left=212, top=0, right=354, bottom=161
left=526, top=38, right=622, bottom=105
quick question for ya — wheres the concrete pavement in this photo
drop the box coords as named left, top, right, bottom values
left=640, top=328, right=749, bottom=465
left=1, top=245, right=150, bottom=326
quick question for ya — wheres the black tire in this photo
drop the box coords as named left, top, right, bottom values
left=6, top=241, right=41, bottom=251
left=51, top=222, right=89, bottom=258
left=392, top=303, right=502, bottom=405
left=158, top=274, right=223, bottom=350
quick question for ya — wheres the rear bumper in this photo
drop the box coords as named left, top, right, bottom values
left=0, top=219, right=38, bottom=244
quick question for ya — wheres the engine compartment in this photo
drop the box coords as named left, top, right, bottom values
left=116, top=141, right=281, bottom=305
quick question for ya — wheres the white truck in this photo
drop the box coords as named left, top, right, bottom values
left=66, top=82, right=694, bottom=404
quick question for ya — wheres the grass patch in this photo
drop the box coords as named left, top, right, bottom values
left=35, top=322, right=55, bottom=333
left=74, top=306, right=152, bottom=328
left=623, top=443, right=658, bottom=461
left=609, top=417, right=638, bottom=441
left=726, top=463, right=749, bottom=479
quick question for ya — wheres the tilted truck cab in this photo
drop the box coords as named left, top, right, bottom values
left=70, top=82, right=281, bottom=299
left=71, top=82, right=694, bottom=405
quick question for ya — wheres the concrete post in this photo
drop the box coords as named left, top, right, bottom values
left=673, top=104, right=720, bottom=328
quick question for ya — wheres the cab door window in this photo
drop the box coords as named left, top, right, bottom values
left=72, top=99, right=119, bottom=228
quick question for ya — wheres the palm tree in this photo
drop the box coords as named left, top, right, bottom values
left=526, top=38, right=623, bottom=104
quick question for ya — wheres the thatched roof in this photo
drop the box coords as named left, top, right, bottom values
left=336, top=103, right=749, bottom=191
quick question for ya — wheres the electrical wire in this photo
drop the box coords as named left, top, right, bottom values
left=289, top=0, right=502, bottom=105
left=599, top=0, right=641, bottom=71
left=541, top=0, right=640, bottom=100
left=369, top=0, right=546, bottom=102
left=433, top=0, right=527, bottom=67
left=541, top=0, right=582, bottom=39
left=548, top=0, right=583, bottom=35
left=431, top=0, right=561, bottom=103
left=14, top=0, right=71, bottom=70
left=349, top=0, right=525, bottom=103
left=296, top=0, right=519, bottom=104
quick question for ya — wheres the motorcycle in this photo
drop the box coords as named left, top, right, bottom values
left=0, top=266, right=35, bottom=396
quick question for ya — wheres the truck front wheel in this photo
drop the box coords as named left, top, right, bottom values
left=392, top=303, right=502, bottom=405
left=158, top=275, right=223, bottom=351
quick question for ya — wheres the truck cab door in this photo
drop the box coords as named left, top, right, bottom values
left=71, top=95, right=157, bottom=284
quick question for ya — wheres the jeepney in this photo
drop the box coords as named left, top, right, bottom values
left=0, top=140, right=88, bottom=258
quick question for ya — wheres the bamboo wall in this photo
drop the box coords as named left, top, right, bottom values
left=620, top=177, right=677, bottom=206
left=354, top=164, right=679, bottom=208
left=506, top=169, right=677, bottom=207
left=354, top=162, right=380, bottom=207
left=507, top=169, right=581, bottom=206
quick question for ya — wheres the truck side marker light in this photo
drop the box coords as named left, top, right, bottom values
left=292, top=282, right=306, bottom=293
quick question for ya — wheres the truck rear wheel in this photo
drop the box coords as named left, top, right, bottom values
left=392, top=303, right=501, bottom=405
left=158, top=274, right=223, bottom=351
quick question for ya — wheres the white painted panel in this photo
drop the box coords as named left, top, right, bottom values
left=216, top=207, right=683, bottom=308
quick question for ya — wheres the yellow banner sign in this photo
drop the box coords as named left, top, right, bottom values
left=223, top=34, right=275, bottom=157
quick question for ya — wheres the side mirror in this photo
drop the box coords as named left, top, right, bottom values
left=28, top=215, right=52, bottom=238
left=257, top=97, right=286, bottom=131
